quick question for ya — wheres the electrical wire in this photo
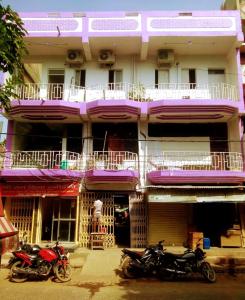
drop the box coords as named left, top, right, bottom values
left=0, top=131, right=242, bottom=143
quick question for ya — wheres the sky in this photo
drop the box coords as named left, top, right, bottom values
left=2, top=0, right=224, bottom=12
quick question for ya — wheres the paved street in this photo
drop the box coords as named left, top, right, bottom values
left=0, top=267, right=245, bottom=300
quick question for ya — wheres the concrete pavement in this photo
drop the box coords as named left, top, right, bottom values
left=2, top=246, right=245, bottom=277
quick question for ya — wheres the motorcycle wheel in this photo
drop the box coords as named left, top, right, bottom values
left=121, top=256, right=138, bottom=279
left=54, top=264, right=72, bottom=282
left=201, top=262, right=216, bottom=283
left=10, top=261, right=28, bottom=283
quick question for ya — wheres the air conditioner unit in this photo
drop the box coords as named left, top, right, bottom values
left=66, top=50, right=84, bottom=66
left=98, top=50, right=115, bottom=65
left=157, top=49, right=174, bottom=66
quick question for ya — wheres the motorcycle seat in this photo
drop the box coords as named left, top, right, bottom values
left=165, top=252, right=187, bottom=259
left=122, top=248, right=144, bottom=258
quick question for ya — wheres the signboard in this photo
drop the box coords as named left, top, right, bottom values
left=148, top=192, right=245, bottom=203
left=148, top=194, right=197, bottom=203
left=2, top=182, right=80, bottom=197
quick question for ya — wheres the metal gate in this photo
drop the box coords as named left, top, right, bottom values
left=80, top=192, right=114, bottom=248
left=129, top=192, right=147, bottom=248
left=10, top=198, right=35, bottom=243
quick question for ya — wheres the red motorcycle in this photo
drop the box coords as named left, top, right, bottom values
left=8, top=241, right=72, bottom=283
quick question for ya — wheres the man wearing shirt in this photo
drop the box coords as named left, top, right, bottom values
left=93, top=199, right=103, bottom=232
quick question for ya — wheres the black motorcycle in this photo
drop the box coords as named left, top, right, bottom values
left=158, top=242, right=216, bottom=283
left=120, top=240, right=164, bottom=278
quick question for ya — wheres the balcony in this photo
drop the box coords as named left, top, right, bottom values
left=12, top=82, right=239, bottom=102
left=147, top=151, right=245, bottom=184
left=1, top=151, right=83, bottom=182
left=9, top=82, right=240, bottom=122
left=84, top=151, right=139, bottom=190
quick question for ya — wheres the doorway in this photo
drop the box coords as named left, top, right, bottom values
left=193, top=203, right=239, bottom=247
left=48, top=69, right=65, bottom=100
left=114, top=195, right=130, bottom=247
left=41, top=197, right=76, bottom=242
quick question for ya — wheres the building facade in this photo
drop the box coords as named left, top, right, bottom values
left=1, top=9, right=245, bottom=248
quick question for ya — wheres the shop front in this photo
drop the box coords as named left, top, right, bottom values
left=79, top=191, right=147, bottom=248
left=3, top=182, right=80, bottom=244
left=147, top=190, right=245, bottom=248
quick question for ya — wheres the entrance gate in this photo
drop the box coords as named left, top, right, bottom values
left=80, top=192, right=114, bottom=248
left=129, top=193, right=147, bottom=248
left=79, top=192, right=147, bottom=248
left=9, top=198, right=36, bottom=243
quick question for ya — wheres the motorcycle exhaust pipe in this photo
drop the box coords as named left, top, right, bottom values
left=15, top=268, right=38, bottom=275
left=130, top=260, right=144, bottom=270
left=164, top=268, right=186, bottom=275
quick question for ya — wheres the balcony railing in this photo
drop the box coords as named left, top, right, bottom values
left=8, top=151, right=82, bottom=170
left=147, top=151, right=243, bottom=172
left=4, top=151, right=138, bottom=171
left=13, top=82, right=239, bottom=102
left=86, top=151, right=138, bottom=171
left=3, top=151, right=243, bottom=173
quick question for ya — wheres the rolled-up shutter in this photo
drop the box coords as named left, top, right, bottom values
left=148, top=203, right=187, bottom=246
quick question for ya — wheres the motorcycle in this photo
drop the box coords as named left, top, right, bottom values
left=158, top=241, right=216, bottom=283
left=120, top=240, right=164, bottom=278
left=8, top=241, right=72, bottom=283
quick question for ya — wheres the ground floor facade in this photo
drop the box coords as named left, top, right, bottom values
left=3, top=188, right=245, bottom=249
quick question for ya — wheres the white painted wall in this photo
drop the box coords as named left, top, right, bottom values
left=148, top=137, right=210, bottom=155
left=226, top=48, right=238, bottom=86
left=40, top=54, right=230, bottom=87
left=228, top=117, right=242, bottom=153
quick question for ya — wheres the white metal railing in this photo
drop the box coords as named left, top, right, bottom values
left=2, top=150, right=244, bottom=173
left=86, top=151, right=138, bottom=171
left=13, top=82, right=239, bottom=102
left=147, top=151, right=243, bottom=171
left=6, top=150, right=138, bottom=171
left=9, top=151, right=82, bottom=170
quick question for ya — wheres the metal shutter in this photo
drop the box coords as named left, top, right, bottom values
left=148, top=203, right=188, bottom=246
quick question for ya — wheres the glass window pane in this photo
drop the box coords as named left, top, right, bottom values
left=59, top=221, right=70, bottom=241
left=52, top=221, right=58, bottom=241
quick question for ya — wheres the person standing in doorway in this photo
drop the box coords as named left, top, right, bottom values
left=92, top=199, right=103, bottom=232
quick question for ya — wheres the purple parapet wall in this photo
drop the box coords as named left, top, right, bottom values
left=0, top=72, right=4, bottom=85
left=19, top=11, right=243, bottom=39
left=1, top=169, right=84, bottom=182
left=147, top=170, right=245, bottom=184
left=4, top=120, right=14, bottom=169
left=5, top=120, right=13, bottom=153
left=237, top=48, right=244, bottom=108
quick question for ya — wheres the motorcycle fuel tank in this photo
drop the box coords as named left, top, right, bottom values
left=39, top=248, right=58, bottom=262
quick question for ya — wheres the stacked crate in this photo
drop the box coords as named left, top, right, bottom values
left=188, top=232, right=204, bottom=249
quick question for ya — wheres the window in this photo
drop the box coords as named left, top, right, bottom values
left=48, top=69, right=65, bottom=100
left=155, top=69, right=169, bottom=88
left=181, top=68, right=196, bottom=88
left=208, top=69, right=225, bottom=85
left=75, top=70, right=86, bottom=87
left=108, top=70, right=122, bottom=89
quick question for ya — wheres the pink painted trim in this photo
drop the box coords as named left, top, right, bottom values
left=5, top=121, right=14, bottom=152
left=1, top=169, right=84, bottom=181
left=147, top=170, right=245, bottom=184
left=236, top=48, right=244, bottom=108
left=85, top=169, right=139, bottom=183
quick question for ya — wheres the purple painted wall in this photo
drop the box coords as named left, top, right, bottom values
left=18, top=11, right=243, bottom=40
